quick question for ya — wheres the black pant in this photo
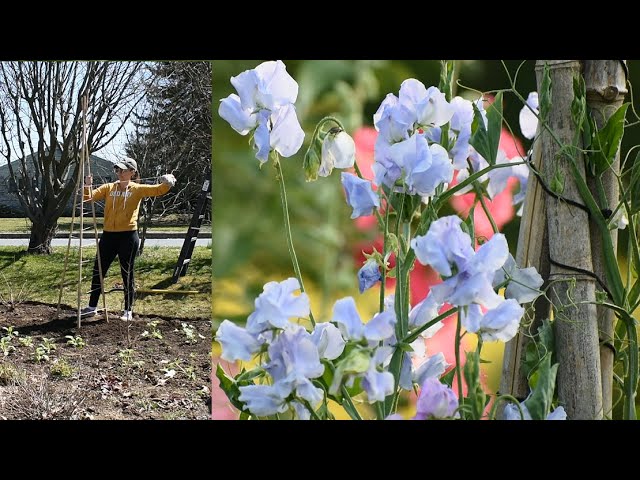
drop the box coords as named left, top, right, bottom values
left=89, top=231, right=139, bottom=310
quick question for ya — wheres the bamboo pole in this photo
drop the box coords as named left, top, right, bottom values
left=55, top=163, right=81, bottom=319
left=584, top=60, right=627, bottom=418
left=82, top=95, right=109, bottom=324
left=538, top=60, right=602, bottom=419
left=498, top=134, right=551, bottom=413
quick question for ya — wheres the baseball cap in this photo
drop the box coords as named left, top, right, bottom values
left=114, top=157, right=138, bottom=172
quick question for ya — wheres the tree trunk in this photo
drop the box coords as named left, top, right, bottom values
left=537, top=60, right=603, bottom=419
left=28, top=219, right=57, bottom=254
left=498, top=135, right=551, bottom=415
left=584, top=60, right=627, bottom=418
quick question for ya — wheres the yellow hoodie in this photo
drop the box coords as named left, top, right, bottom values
left=84, top=181, right=171, bottom=232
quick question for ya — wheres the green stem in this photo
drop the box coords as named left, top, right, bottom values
left=380, top=206, right=391, bottom=313
left=341, top=386, right=363, bottom=420
left=455, top=312, right=464, bottom=408
left=274, top=156, right=315, bottom=327
left=475, top=185, right=499, bottom=234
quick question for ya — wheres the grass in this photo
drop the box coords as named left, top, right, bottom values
left=0, top=215, right=211, bottom=234
left=0, top=245, right=211, bottom=319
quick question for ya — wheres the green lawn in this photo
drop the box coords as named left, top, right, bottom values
left=0, top=245, right=212, bottom=319
left=0, top=216, right=211, bottom=234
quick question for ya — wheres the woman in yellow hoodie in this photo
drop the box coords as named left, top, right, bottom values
left=81, top=157, right=176, bottom=321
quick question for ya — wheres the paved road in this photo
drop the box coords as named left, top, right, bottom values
left=0, top=238, right=211, bottom=247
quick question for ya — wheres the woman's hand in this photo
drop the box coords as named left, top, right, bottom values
left=160, top=173, right=176, bottom=187
left=84, top=174, right=93, bottom=186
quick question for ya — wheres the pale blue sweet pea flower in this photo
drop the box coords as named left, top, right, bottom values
left=363, top=310, right=396, bottom=342
left=448, top=96, right=475, bottom=168
left=358, top=258, right=382, bottom=293
left=453, top=148, right=491, bottom=196
left=385, top=413, right=405, bottom=420
left=220, top=60, right=304, bottom=164
left=362, top=346, right=395, bottom=402
left=411, top=215, right=474, bottom=277
left=341, top=172, right=380, bottom=219
left=268, top=103, right=305, bottom=158
left=231, top=60, right=298, bottom=111
left=493, top=254, right=543, bottom=304
left=332, top=297, right=365, bottom=340
left=462, top=299, right=524, bottom=342
left=417, top=86, right=455, bottom=128
left=372, top=140, right=403, bottom=188
left=215, top=320, right=263, bottom=362
left=291, top=401, right=311, bottom=420
left=265, top=325, right=324, bottom=382
left=503, top=402, right=567, bottom=420
left=519, top=92, right=539, bottom=140
left=332, top=296, right=396, bottom=344
left=511, top=160, right=530, bottom=216
left=487, top=150, right=516, bottom=199
left=546, top=406, right=567, bottom=420
left=310, top=322, right=346, bottom=360
left=218, top=93, right=257, bottom=135
left=427, top=233, right=509, bottom=309
left=264, top=325, right=325, bottom=406
left=238, top=382, right=290, bottom=417
left=408, top=293, right=443, bottom=334
left=246, top=278, right=310, bottom=334
left=413, top=352, right=449, bottom=387
left=389, top=134, right=453, bottom=197
left=414, top=377, right=459, bottom=419
left=373, top=93, right=414, bottom=145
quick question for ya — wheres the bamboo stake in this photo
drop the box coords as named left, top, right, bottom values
left=55, top=162, right=81, bottom=319
left=82, top=95, right=109, bottom=323
left=498, top=134, right=551, bottom=412
left=584, top=60, right=627, bottom=418
left=538, top=60, right=602, bottom=419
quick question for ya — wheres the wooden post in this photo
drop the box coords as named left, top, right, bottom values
left=538, top=60, right=602, bottom=419
left=584, top=60, right=627, bottom=418
left=498, top=137, right=551, bottom=411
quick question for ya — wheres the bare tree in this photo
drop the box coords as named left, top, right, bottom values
left=126, top=61, right=212, bottom=228
left=0, top=61, right=145, bottom=254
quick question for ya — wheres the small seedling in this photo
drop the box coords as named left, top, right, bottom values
left=65, top=335, right=86, bottom=349
left=50, top=358, right=75, bottom=378
left=141, top=320, right=163, bottom=340
left=18, top=336, right=34, bottom=348
left=0, top=337, right=15, bottom=357
left=177, top=322, right=205, bottom=344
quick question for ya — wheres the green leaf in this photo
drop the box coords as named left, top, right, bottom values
left=389, top=192, right=422, bottom=223
left=550, top=168, right=565, bottom=195
left=630, top=151, right=640, bottom=214
left=628, top=277, right=640, bottom=308
left=215, top=364, right=245, bottom=412
left=470, top=92, right=503, bottom=166
left=591, top=103, right=629, bottom=176
left=441, top=368, right=456, bottom=388
left=329, top=348, right=371, bottom=397
left=523, top=319, right=555, bottom=380
left=539, top=63, right=552, bottom=124
left=524, top=355, right=559, bottom=420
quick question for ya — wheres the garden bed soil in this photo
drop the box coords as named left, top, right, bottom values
left=0, top=301, right=211, bottom=420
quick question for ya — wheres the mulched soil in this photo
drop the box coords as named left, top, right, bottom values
left=0, top=301, right=211, bottom=420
